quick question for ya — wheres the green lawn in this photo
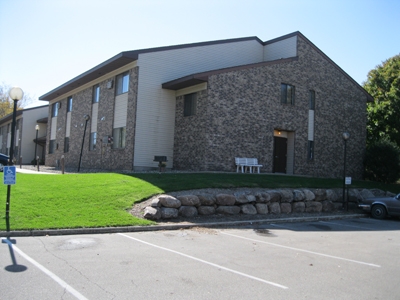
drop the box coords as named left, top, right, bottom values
left=1, top=172, right=399, bottom=231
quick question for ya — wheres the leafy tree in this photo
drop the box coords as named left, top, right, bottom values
left=364, top=139, right=400, bottom=183
left=0, top=82, right=31, bottom=119
left=364, top=54, right=400, bottom=146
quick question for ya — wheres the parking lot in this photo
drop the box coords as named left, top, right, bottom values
left=1, top=217, right=400, bottom=299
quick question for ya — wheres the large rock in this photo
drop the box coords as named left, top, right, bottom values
left=305, top=201, right=322, bottom=213
left=198, top=206, right=216, bottom=215
left=255, top=192, right=271, bottom=203
left=268, top=190, right=281, bottom=202
left=216, top=206, right=240, bottom=215
left=313, top=189, right=327, bottom=201
left=302, top=189, right=315, bottom=201
left=235, top=194, right=256, bottom=204
left=216, top=194, right=236, bottom=206
left=321, top=200, right=335, bottom=212
left=143, top=206, right=161, bottom=220
left=198, top=194, right=216, bottom=206
left=360, top=189, right=375, bottom=200
left=293, top=190, right=305, bottom=201
left=160, top=207, right=179, bottom=219
left=348, top=189, right=361, bottom=203
left=159, top=195, right=181, bottom=208
left=177, top=195, right=200, bottom=207
left=179, top=206, right=198, bottom=217
left=326, top=189, right=340, bottom=202
left=151, top=198, right=161, bottom=207
left=269, top=202, right=281, bottom=214
left=255, top=203, right=268, bottom=214
left=280, top=189, right=294, bottom=203
left=241, top=204, right=257, bottom=215
left=292, top=202, right=305, bottom=213
left=280, top=203, right=292, bottom=214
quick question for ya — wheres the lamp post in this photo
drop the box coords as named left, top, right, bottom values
left=342, top=132, right=350, bottom=210
left=35, top=124, right=40, bottom=171
left=5, top=87, right=24, bottom=232
left=78, top=114, right=90, bottom=172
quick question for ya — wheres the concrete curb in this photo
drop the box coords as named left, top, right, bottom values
left=0, top=214, right=367, bottom=237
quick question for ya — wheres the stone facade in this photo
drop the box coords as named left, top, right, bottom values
left=46, top=67, right=138, bottom=170
left=173, top=36, right=368, bottom=179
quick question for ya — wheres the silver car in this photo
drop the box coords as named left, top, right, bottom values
left=359, top=194, right=400, bottom=219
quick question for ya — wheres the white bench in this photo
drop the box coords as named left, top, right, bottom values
left=235, top=157, right=263, bottom=173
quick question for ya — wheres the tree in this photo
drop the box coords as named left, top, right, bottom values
left=364, top=54, right=400, bottom=147
left=364, top=139, right=400, bottom=183
left=0, top=82, right=31, bottom=119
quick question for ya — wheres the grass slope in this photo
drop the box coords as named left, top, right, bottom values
left=1, top=172, right=398, bottom=231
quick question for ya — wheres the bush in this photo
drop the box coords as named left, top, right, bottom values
left=364, top=139, right=400, bottom=183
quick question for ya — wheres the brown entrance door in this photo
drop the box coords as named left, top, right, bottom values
left=273, top=136, right=287, bottom=173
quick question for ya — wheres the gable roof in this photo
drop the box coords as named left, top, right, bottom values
left=39, top=32, right=373, bottom=102
left=39, top=36, right=262, bottom=101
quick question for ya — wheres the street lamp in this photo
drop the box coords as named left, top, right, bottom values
left=5, top=86, right=24, bottom=232
left=78, top=114, right=90, bottom=172
left=342, top=132, right=350, bottom=210
left=35, top=124, right=40, bottom=171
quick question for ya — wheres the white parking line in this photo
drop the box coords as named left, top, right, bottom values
left=1, top=237, right=88, bottom=300
left=117, top=233, right=288, bottom=289
left=220, top=232, right=381, bottom=268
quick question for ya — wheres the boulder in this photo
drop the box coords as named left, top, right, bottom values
left=280, top=189, right=294, bottom=203
left=235, top=194, right=256, bottom=204
left=216, top=206, right=240, bottom=215
left=292, top=202, right=305, bottom=213
left=255, top=192, right=271, bottom=203
left=326, top=189, right=340, bottom=202
left=313, top=189, right=327, bottom=201
left=160, top=207, right=179, bottom=219
left=302, top=189, right=315, bottom=201
left=268, top=190, right=281, bottom=202
left=348, top=189, right=361, bottom=203
left=143, top=206, right=161, bottom=220
left=241, top=204, right=257, bottom=215
left=198, top=194, right=216, bottom=206
left=179, top=206, right=198, bottom=217
left=177, top=195, right=200, bottom=207
left=255, top=203, right=269, bottom=214
left=151, top=198, right=161, bottom=207
left=360, top=189, right=375, bottom=200
left=321, top=200, right=335, bottom=212
left=159, top=195, right=181, bottom=208
left=269, top=202, right=281, bottom=214
left=198, top=206, right=216, bottom=215
left=305, top=201, right=322, bottom=213
left=216, top=194, right=236, bottom=206
left=293, top=190, right=305, bottom=201
left=280, top=203, right=292, bottom=214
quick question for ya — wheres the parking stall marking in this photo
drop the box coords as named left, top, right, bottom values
left=1, top=237, right=88, bottom=300
left=220, top=232, right=381, bottom=268
left=117, top=233, right=289, bottom=290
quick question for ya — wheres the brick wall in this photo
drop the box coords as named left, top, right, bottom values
left=173, top=36, right=367, bottom=179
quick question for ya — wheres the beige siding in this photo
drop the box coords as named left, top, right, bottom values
left=91, top=103, right=98, bottom=132
left=114, top=93, right=128, bottom=129
left=66, top=112, right=71, bottom=137
left=264, top=36, right=297, bottom=61
left=16, top=129, right=19, bottom=146
left=308, top=110, right=314, bottom=140
left=134, top=39, right=264, bottom=168
left=50, top=117, right=57, bottom=140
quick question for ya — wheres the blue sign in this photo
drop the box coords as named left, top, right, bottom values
left=3, top=166, right=16, bottom=185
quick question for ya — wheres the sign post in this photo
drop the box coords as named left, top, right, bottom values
left=345, top=177, right=352, bottom=211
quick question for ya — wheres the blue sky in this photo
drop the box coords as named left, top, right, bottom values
left=1, top=0, right=399, bottom=107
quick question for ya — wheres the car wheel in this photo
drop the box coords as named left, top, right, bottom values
left=371, top=204, right=387, bottom=219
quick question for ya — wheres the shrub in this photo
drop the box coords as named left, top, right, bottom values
left=364, top=139, right=400, bottom=183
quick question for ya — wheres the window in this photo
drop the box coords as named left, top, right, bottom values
left=89, top=132, right=97, bottom=151
left=281, top=83, right=295, bottom=105
left=93, top=85, right=100, bottom=103
left=67, top=97, right=73, bottom=112
left=309, top=90, right=315, bottom=110
left=184, top=93, right=197, bottom=117
left=52, top=103, right=59, bottom=117
left=64, top=137, right=69, bottom=153
left=49, top=140, right=56, bottom=154
left=116, top=72, right=129, bottom=95
left=112, top=127, right=126, bottom=149
left=308, top=141, right=314, bottom=160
